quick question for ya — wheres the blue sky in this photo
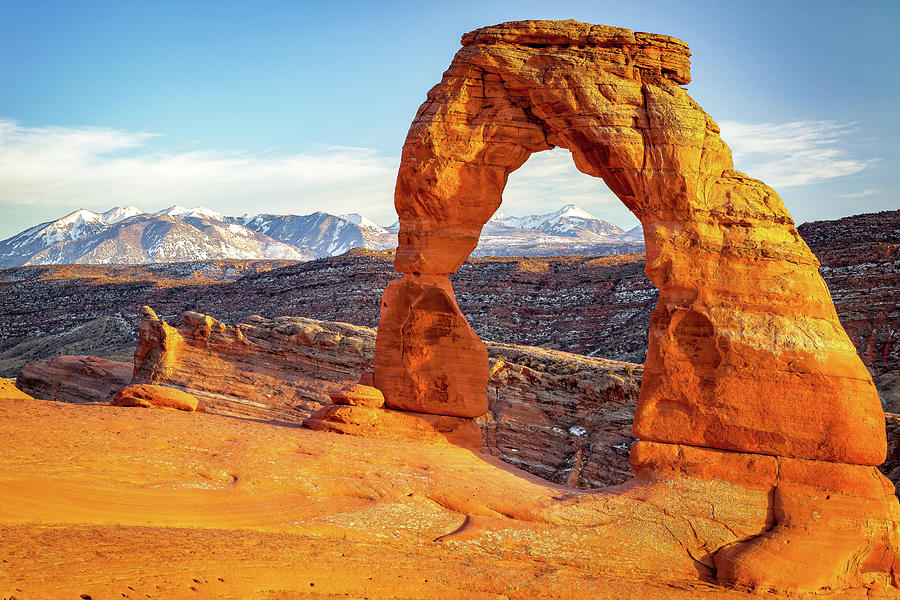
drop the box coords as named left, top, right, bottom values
left=0, top=0, right=897, bottom=238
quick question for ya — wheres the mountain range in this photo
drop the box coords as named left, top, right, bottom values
left=0, top=203, right=644, bottom=268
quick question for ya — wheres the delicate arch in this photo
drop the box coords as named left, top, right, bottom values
left=375, top=20, right=884, bottom=466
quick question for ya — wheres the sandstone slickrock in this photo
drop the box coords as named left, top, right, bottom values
left=112, top=384, right=202, bottom=411
left=9, top=394, right=886, bottom=600
left=16, top=354, right=132, bottom=404
left=304, top=404, right=483, bottom=449
left=0, top=378, right=32, bottom=400
left=372, top=19, right=897, bottom=593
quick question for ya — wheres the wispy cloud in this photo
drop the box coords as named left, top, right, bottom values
left=0, top=118, right=878, bottom=235
left=718, top=120, right=876, bottom=188
left=839, top=188, right=879, bottom=199
left=0, top=119, right=639, bottom=228
left=0, top=118, right=399, bottom=222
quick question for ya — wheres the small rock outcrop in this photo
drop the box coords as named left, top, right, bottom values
left=112, top=384, right=201, bottom=411
left=16, top=355, right=132, bottom=404
left=329, top=383, right=385, bottom=408
left=132, top=306, right=374, bottom=421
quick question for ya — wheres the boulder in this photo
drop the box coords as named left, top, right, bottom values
left=16, top=355, right=132, bottom=403
left=329, top=383, right=385, bottom=408
left=112, top=384, right=201, bottom=412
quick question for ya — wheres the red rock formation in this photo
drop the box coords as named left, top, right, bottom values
left=373, top=19, right=897, bottom=592
left=16, top=307, right=642, bottom=488
left=132, top=307, right=373, bottom=422
left=16, top=354, right=132, bottom=404
left=112, top=384, right=201, bottom=411
left=304, top=404, right=483, bottom=449
left=381, top=18, right=884, bottom=465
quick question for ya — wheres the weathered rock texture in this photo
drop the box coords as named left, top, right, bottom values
left=132, top=307, right=373, bottom=422
left=16, top=354, right=132, bottom=404
left=799, top=210, right=900, bottom=412
left=376, top=275, right=489, bottom=417
left=8, top=395, right=888, bottom=600
left=373, top=19, right=896, bottom=592
left=483, top=343, right=640, bottom=487
left=0, top=378, right=33, bottom=400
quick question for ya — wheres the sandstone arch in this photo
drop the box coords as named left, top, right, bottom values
left=369, top=21, right=900, bottom=591
left=375, top=19, right=885, bottom=466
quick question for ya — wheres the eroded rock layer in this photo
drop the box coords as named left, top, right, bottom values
left=132, top=307, right=373, bottom=422
left=2, top=210, right=896, bottom=409
left=380, top=18, right=885, bottom=465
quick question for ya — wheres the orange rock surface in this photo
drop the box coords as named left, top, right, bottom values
left=2, top=19, right=895, bottom=597
left=0, top=378, right=32, bottom=400
left=3, top=396, right=896, bottom=599
left=112, top=383, right=202, bottom=411
left=329, top=383, right=385, bottom=407
left=375, top=275, right=489, bottom=417
left=378, top=19, right=884, bottom=465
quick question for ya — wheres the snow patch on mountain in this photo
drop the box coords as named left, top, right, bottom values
left=340, top=213, right=388, bottom=233
left=155, top=205, right=226, bottom=222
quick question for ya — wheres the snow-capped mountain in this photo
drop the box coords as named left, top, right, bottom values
left=235, top=212, right=394, bottom=258
left=473, top=204, right=642, bottom=257
left=0, top=208, right=307, bottom=267
left=0, top=203, right=643, bottom=268
left=339, top=213, right=388, bottom=233
left=154, top=205, right=227, bottom=221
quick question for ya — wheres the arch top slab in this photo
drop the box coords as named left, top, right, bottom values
left=377, top=20, right=886, bottom=468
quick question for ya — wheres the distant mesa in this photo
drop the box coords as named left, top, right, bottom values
left=0, top=203, right=644, bottom=268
